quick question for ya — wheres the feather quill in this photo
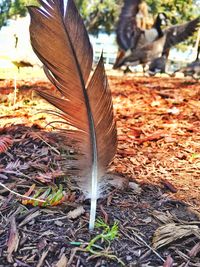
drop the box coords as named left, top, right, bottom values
left=28, top=0, right=117, bottom=230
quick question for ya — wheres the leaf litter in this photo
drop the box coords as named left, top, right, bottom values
left=0, top=75, right=200, bottom=266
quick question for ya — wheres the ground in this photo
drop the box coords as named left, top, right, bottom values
left=0, top=74, right=200, bottom=267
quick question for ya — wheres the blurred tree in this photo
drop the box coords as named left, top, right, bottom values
left=0, top=0, right=12, bottom=29
left=146, top=0, right=197, bottom=23
left=0, top=0, right=38, bottom=29
left=75, top=0, right=200, bottom=36
left=75, top=0, right=123, bottom=35
left=0, top=0, right=199, bottom=44
left=9, top=0, right=27, bottom=18
left=9, top=0, right=39, bottom=18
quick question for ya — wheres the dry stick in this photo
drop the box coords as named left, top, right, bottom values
left=13, top=73, right=18, bottom=106
left=36, top=248, right=50, bottom=267
left=33, top=133, right=60, bottom=155
left=39, top=215, right=69, bottom=222
left=67, top=248, right=81, bottom=267
left=15, top=171, right=36, bottom=181
left=120, top=228, right=165, bottom=263
left=0, top=182, right=45, bottom=203
left=131, top=230, right=165, bottom=262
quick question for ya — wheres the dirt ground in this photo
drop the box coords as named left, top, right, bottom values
left=0, top=74, right=200, bottom=266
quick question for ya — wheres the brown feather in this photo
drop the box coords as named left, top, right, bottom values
left=28, top=0, right=117, bottom=229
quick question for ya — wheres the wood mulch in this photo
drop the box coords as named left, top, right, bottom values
left=0, top=75, right=200, bottom=266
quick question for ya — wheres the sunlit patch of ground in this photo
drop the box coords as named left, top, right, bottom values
left=1, top=73, right=200, bottom=266
left=1, top=74, right=200, bottom=210
left=109, top=75, right=200, bottom=211
left=0, top=65, right=46, bottom=80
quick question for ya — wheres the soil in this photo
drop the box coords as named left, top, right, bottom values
left=0, top=75, right=200, bottom=267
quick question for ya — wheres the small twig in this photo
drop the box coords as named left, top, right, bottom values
left=67, top=248, right=82, bottom=266
left=39, top=215, right=68, bottom=222
left=0, top=182, right=45, bottom=203
left=100, top=205, right=108, bottom=224
left=131, top=229, right=165, bottom=262
left=36, top=248, right=50, bottom=267
left=33, top=133, right=60, bottom=155
left=70, top=243, right=125, bottom=266
left=120, top=228, right=165, bottom=262
left=175, top=249, right=190, bottom=262
left=87, top=248, right=125, bottom=266
left=13, top=74, right=18, bottom=106
left=16, top=171, right=35, bottom=180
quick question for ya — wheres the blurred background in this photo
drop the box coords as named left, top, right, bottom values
left=0, top=0, right=199, bottom=79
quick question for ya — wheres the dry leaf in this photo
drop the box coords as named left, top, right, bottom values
left=152, top=211, right=174, bottom=224
left=163, top=255, right=174, bottom=267
left=161, top=179, right=178, bottom=193
left=138, top=130, right=167, bottom=144
left=67, top=206, right=85, bottom=219
left=105, top=173, right=129, bottom=189
left=36, top=248, right=49, bottom=267
left=129, top=182, right=142, bottom=193
left=187, top=207, right=200, bottom=220
left=0, top=136, right=13, bottom=153
left=19, top=210, right=40, bottom=227
left=54, top=254, right=68, bottom=267
left=142, top=217, right=152, bottom=224
left=7, top=217, right=19, bottom=263
left=188, top=242, right=200, bottom=257
left=153, top=223, right=200, bottom=249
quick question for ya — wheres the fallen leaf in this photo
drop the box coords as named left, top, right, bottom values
left=137, top=130, right=167, bottom=144
left=163, top=255, right=174, bottom=267
left=0, top=136, right=13, bottom=153
left=117, top=148, right=136, bottom=156
left=161, top=179, right=178, bottom=193
left=67, top=206, right=85, bottom=219
left=167, top=107, right=180, bottom=115
left=36, top=248, right=49, bottom=267
left=106, top=173, right=129, bottom=189
left=54, top=254, right=68, bottom=267
left=164, top=136, right=177, bottom=143
left=151, top=100, right=161, bottom=107
left=153, top=223, right=200, bottom=249
left=7, top=217, right=19, bottom=263
left=19, top=210, right=41, bottom=227
left=188, top=242, right=200, bottom=257
left=142, top=217, right=152, bottom=224
left=128, top=182, right=141, bottom=193
left=128, top=127, right=142, bottom=137
left=152, top=211, right=174, bottom=224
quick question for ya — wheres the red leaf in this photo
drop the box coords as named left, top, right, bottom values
left=0, top=136, right=13, bottom=153
left=137, top=130, right=167, bottom=144
left=189, top=242, right=200, bottom=257
left=161, top=179, right=178, bottom=193
left=163, top=255, right=174, bottom=267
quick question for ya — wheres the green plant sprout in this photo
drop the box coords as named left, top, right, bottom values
left=86, top=219, right=119, bottom=251
left=70, top=219, right=124, bottom=266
